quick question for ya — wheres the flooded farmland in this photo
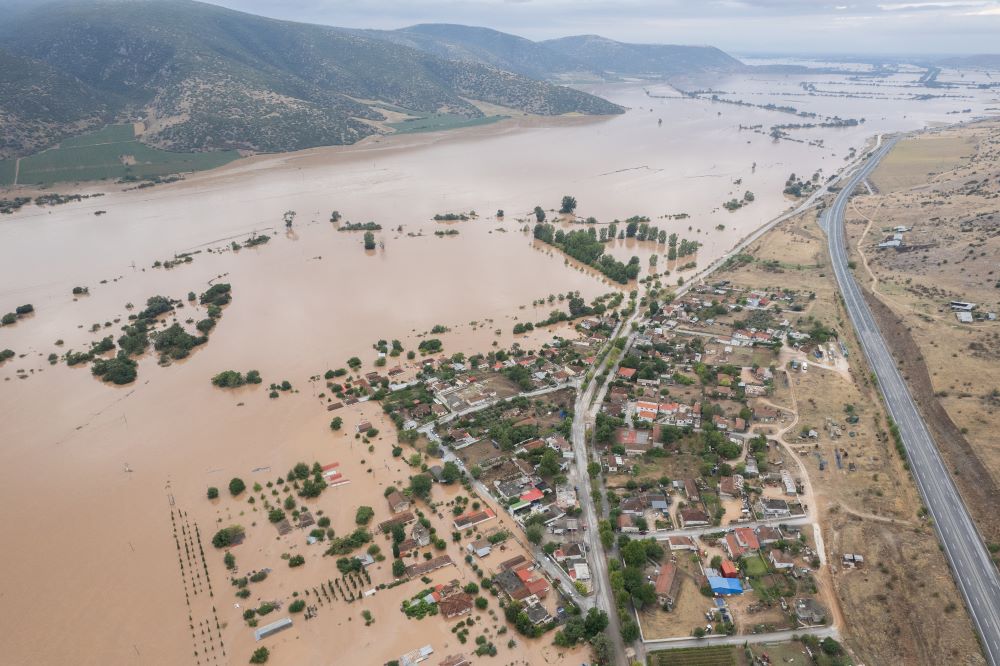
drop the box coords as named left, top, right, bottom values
left=0, top=71, right=997, bottom=665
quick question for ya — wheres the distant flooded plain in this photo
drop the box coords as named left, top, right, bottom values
left=0, top=73, right=997, bottom=665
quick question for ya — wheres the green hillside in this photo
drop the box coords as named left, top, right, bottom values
left=0, top=0, right=623, bottom=160
left=14, top=124, right=239, bottom=186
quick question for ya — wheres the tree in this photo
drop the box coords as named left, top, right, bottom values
left=409, top=474, right=433, bottom=500
left=534, top=206, right=546, bottom=223
left=224, top=551, right=236, bottom=570
left=355, top=506, right=375, bottom=525
left=392, top=559, right=406, bottom=577
left=289, top=599, right=306, bottom=613
left=441, top=461, right=461, bottom=483
left=587, top=462, right=601, bottom=478
left=538, top=448, right=561, bottom=478
left=526, top=524, right=544, bottom=545
left=250, top=647, right=270, bottom=664
left=559, top=195, right=577, bottom=214
left=330, top=417, right=343, bottom=431
left=584, top=608, right=609, bottom=636
left=475, top=596, right=488, bottom=610
left=207, top=487, right=219, bottom=500
left=363, top=231, right=376, bottom=250
left=347, top=357, right=362, bottom=369
left=229, top=477, right=246, bottom=496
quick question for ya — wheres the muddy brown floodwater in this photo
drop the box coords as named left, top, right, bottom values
left=0, top=75, right=996, bottom=665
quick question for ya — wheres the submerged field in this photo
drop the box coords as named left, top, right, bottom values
left=9, top=124, right=240, bottom=186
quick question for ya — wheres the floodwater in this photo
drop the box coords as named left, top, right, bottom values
left=0, top=72, right=997, bottom=665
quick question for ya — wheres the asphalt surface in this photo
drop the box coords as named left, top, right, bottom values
left=826, top=137, right=1000, bottom=665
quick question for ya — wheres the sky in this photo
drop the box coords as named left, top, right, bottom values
left=199, top=0, right=1000, bottom=55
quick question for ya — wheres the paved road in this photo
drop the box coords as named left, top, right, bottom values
left=648, top=514, right=813, bottom=540
left=645, top=625, right=838, bottom=651
left=570, top=310, right=641, bottom=665
left=826, top=136, right=1000, bottom=665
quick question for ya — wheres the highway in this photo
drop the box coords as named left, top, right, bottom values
left=826, top=137, right=1000, bottom=665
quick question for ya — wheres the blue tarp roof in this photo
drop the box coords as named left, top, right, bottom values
left=707, top=576, right=743, bottom=595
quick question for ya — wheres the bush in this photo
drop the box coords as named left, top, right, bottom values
left=91, top=353, right=137, bottom=384
left=288, top=555, right=305, bottom=567
left=289, top=599, right=306, bottom=613
left=212, top=370, right=246, bottom=388
left=249, top=647, right=269, bottom=663
left=207, top=487, right=219, bottom=499
left=355, top=506, right=375, bottom=525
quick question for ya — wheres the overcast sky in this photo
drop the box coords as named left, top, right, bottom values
left=200, top=0, right=1000, bottom=55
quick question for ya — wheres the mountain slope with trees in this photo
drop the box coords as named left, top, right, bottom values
left=0, top=0, right=624, bottom=158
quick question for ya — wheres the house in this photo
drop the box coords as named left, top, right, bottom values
left=842, top=553, right=865, bottom=568
left=379, top=511, right=416, bottom=533
left=620, top=496, right=648, bottom=516
left=654, top=563, right=680, bottom=607
left=769, top=549, right=794, bottom=570
left=758, top=498, right=790, bottom=518
left=720, top=559, right=740, bottom=579
left=498, top=554, right=528, bottom=571
left=756, top=526, right=783, bottom=546
left=617, top=367, right=637, bottom=380
left=524, top=601, right=552, bottom=625
left=553, top=542, right=585, bottom=563
left=795, top=598, right=826, bottom=625
left=412, top=523, right=432, bottom=547
left=439, top=593, right=474, bottom=619
left=617, top=513, right=639, bottom=533
left=520, top=487, right=545, bottom=504
left=572, top=562, right=591, bottom=581
left=439, top=655, right=470, bottom=666
left=678, top=508, right=709, bottom=527
left=603, top=455, right=624, bottom=473
left=405, top=555, right=454, bottom=578
left=725, top=527, right=762, bottom=559
left=454, top=509, right=495, bottom=530
left=718, top=475, right=744, bottom=499
left=356, top=420, right=373, bottom=433
left=400, top=645, right=434, bottom=666
left=254, top=617, right=293, bottom=641
left=781, top=469, right=798, bottom=495
left=707, top=576, right=743, bottom=595
left=744, top=456, right=760, bottom=477
left=387, top=490, right=411, bottom=514
left=467, top=538, right=492, bottom=559
left=684, top=478, right=700, bottom=502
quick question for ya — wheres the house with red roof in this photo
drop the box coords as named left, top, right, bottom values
left=617, top=367, right=637, bottom=380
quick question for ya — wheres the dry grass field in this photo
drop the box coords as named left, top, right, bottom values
left=714, top=202, right=986, bottom=665
left=845, top=120, right=1000, bottom=548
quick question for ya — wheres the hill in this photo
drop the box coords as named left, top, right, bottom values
left=541, top=35, right=743, bottom=77
left=355, top=24, right=744, bottom=81
left=0, top=0, right=623, bottom=159
left=350, top=24, right=592, bottom=80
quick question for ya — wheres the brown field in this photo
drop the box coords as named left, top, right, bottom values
left=845, top=119, right=1000, bottom=547
left=870, top=132, right=977, bottom=192
left=715, top=200, right=986, bottom=665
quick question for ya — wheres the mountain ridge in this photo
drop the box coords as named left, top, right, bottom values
left=0, top=0, right=624, bottom=159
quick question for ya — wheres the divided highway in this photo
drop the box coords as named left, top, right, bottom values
left=826, top=137, right=1000, bottom=665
